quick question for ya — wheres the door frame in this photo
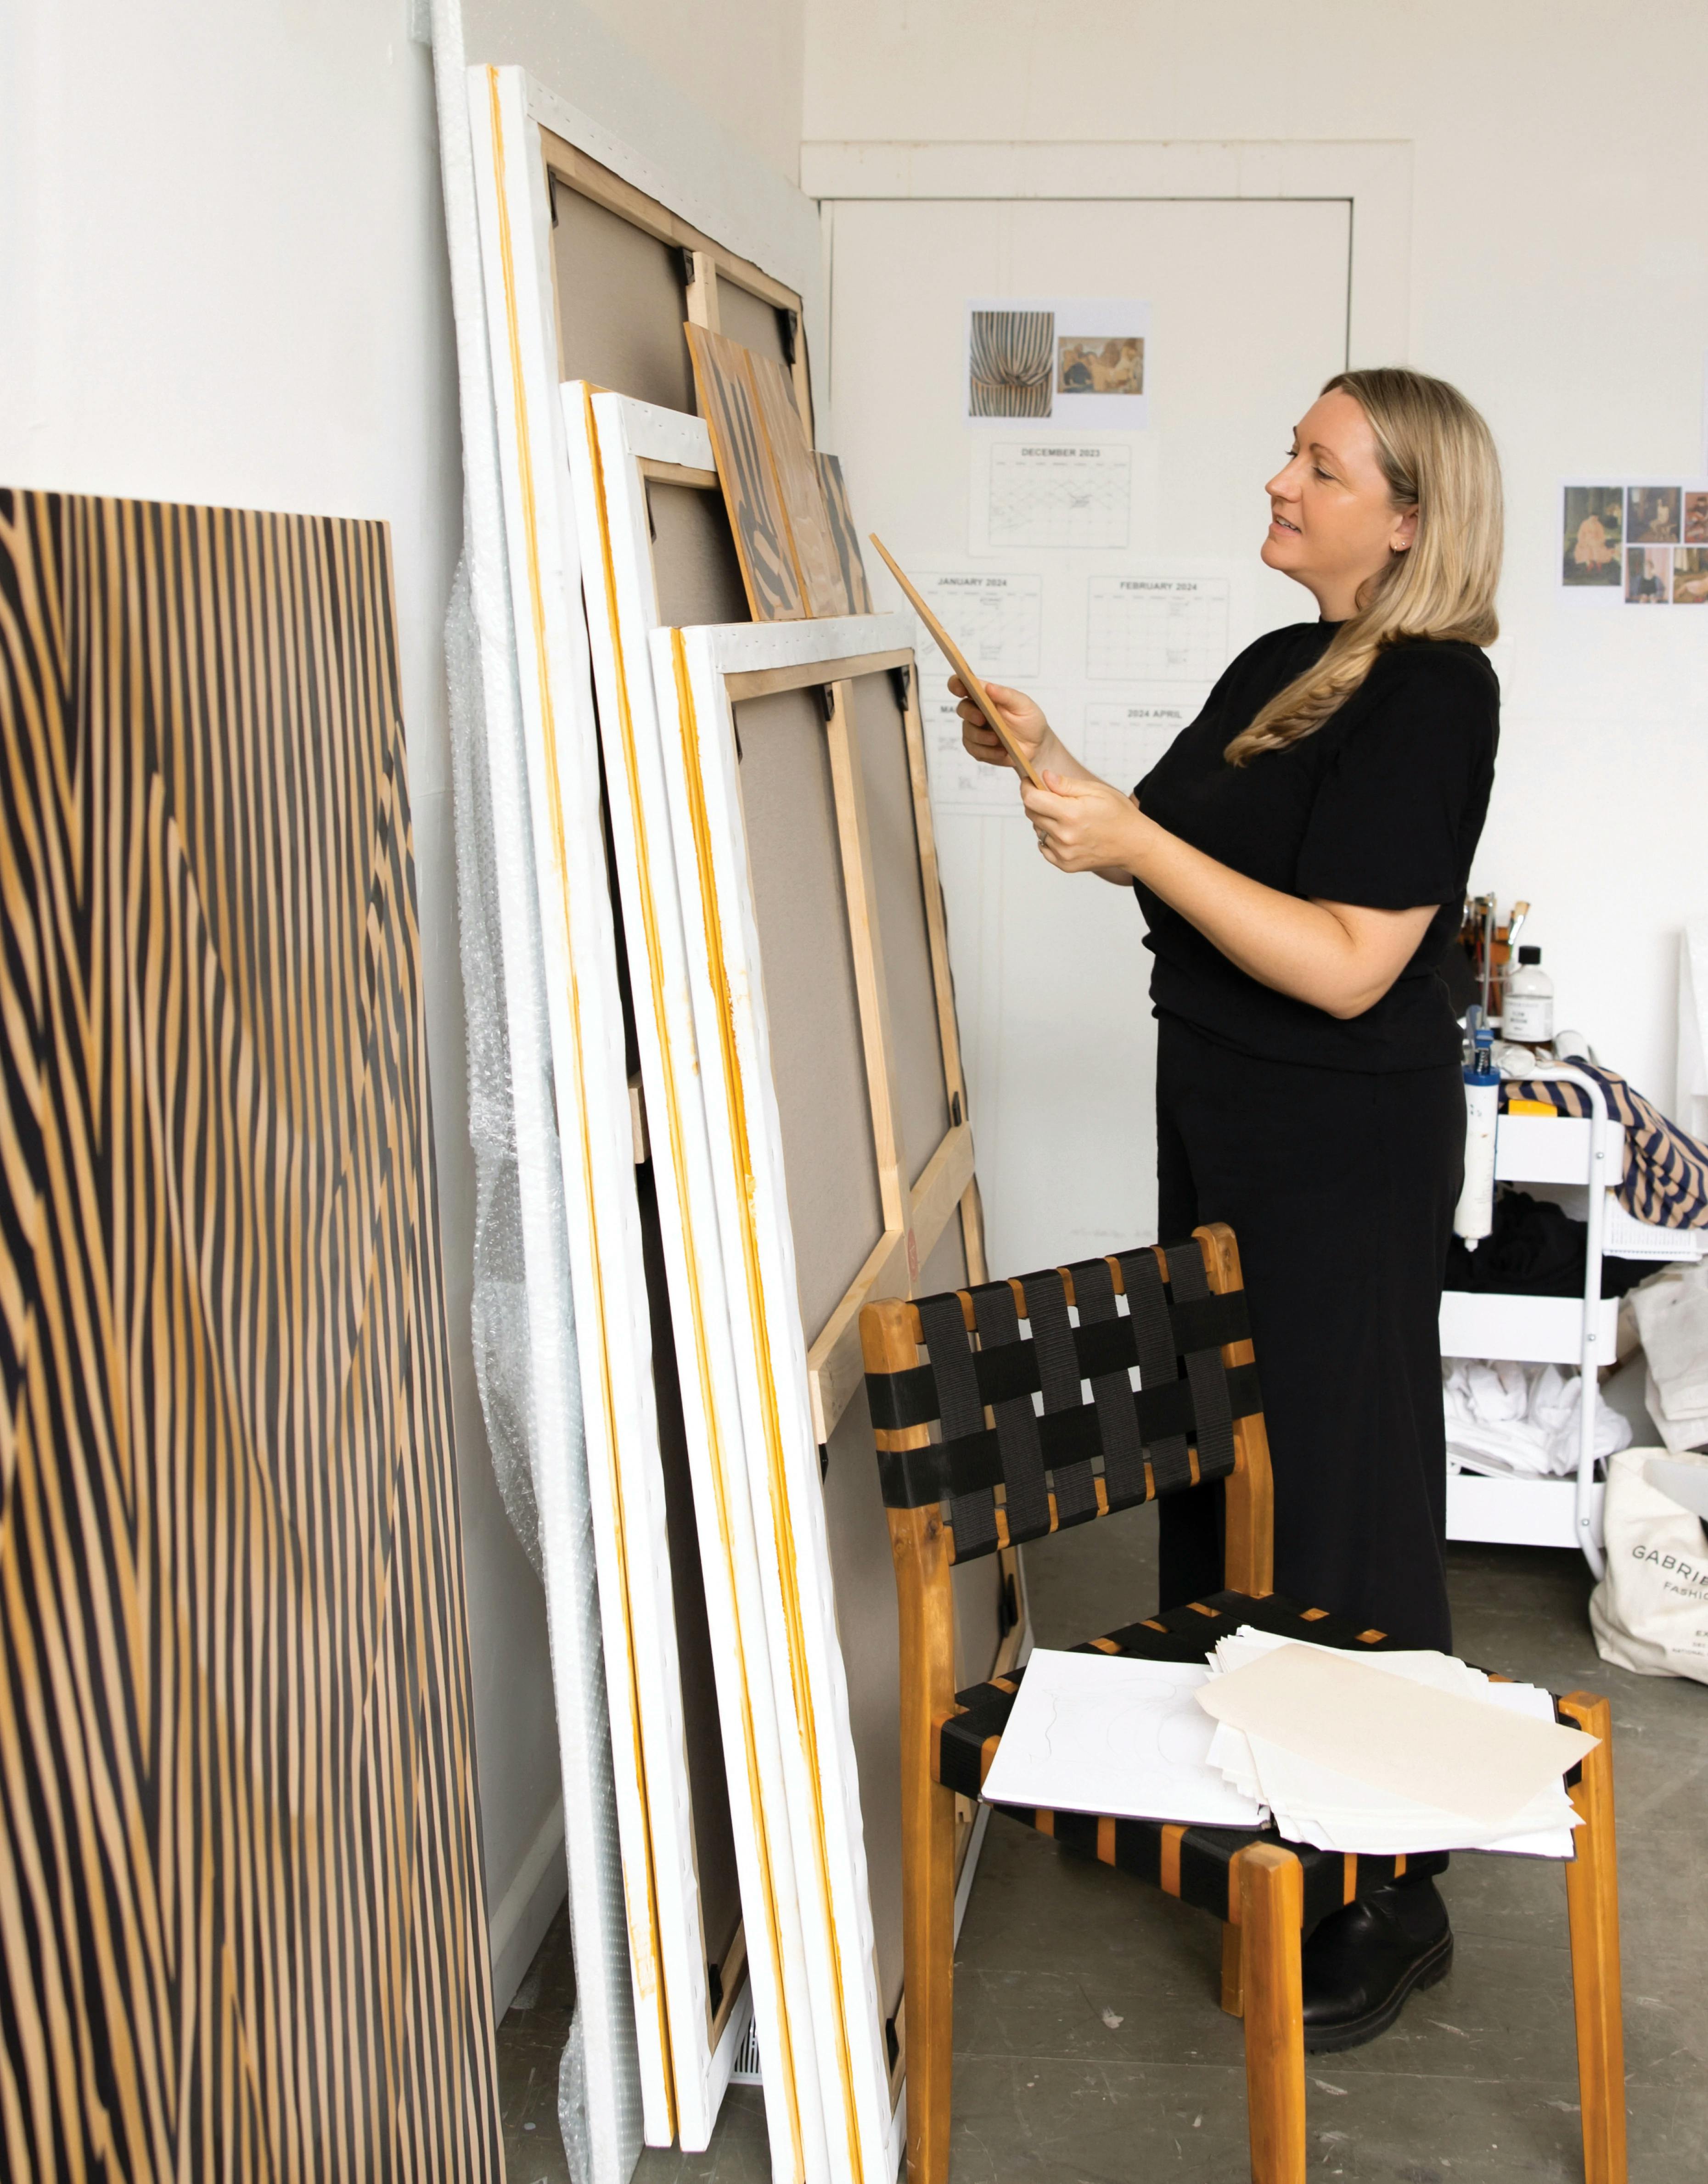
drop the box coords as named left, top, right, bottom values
left=802, top=139, right=1413, bottom=386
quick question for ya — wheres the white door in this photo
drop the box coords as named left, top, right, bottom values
left=825, top=197, right=1352, bottom=1270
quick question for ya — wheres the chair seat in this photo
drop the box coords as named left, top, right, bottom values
left=939, top=1589, right=1547, bottom=1932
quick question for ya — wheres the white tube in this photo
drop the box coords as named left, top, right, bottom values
left=1453, top=1070, right=1500, bottom=1248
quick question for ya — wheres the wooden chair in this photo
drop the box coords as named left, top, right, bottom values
left=860, top=1223, right=1626, bottom=2184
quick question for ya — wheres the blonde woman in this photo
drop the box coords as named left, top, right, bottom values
left=954, top=367, right=1501, bottom=2051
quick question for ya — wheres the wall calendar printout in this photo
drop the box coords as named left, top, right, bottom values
left=985, top=443, right=1134, bottom=551
left=1086, top=575, right=1230, bottom=680
left=909, top=571, right=1044, bottom=681
left=919, top=689, right=1043, bottom=818
left=1082, top=697, right=1200, bottom=790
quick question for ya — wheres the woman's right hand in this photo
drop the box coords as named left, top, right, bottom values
left=950, top=676, right=1052, bottom=774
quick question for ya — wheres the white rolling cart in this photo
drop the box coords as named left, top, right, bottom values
left=1441, top=1065, right=1707, bottom=1574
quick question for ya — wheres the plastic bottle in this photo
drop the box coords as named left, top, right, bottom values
left=1453, top=1022, right=1500, bottom=1250
left=1503, top=946, right=1554, bottom=1044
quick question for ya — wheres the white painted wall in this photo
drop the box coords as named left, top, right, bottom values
left=0, top=0, right=565, bottom=2015
left=467, top=0, right=808, bottom=183
left=805, top=0, right=1708, bottom=1105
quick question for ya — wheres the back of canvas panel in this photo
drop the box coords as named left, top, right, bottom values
left=848, top=670, right=953, bottom=1186
left=733, top=686, right=887, bottom=1337
left=649, top=480, right=749, bottom=626
left=551, top=178, right=696, bottom=409
left=546, top=166, right=755, bottom=2113
left=826, top=197, right=1351, bottom=1269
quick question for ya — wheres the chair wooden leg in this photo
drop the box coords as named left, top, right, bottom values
left=1559, top=1693, right=1627, bottom=2184
left=1221, top=1920, right=1245, bottom=2017
left=889, top=1502, right=959, bottom=2184
left=1238, top=1844, right=1305, bottom=2184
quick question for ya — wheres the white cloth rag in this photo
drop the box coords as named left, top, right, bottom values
left=1443, top=1358, right=1631, bottom=1479
left=1632, top=1264, right=1708, bottom=1448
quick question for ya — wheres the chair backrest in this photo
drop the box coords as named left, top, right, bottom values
left=861, top=1223, right=1273, bottom=1590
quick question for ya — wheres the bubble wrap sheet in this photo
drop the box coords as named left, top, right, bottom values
left=431, top=5, right=643, bottom=2178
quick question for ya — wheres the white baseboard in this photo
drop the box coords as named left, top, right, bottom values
left=489, top=1796, right=568, bottom=2017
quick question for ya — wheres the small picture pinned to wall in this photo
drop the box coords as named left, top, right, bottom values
left=1562, top=485, right=1623, bottom=585
left=967, top=298, right=1150, bottom=427
left=1560, top=477, right=1708, bottom=603
left=1057, top=337, right=1144, bottom=398
left=1626, top=545, right=1672, bottom=603
left=1673, top=547, right=1708, bottom=603
left=1627, top=485, right=1681, bottom=545
left=968, top=310, right=1056, bottom=419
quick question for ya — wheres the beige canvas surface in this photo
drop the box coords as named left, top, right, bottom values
left=551, top=181, right=694, bottom=411
left=820, top=1378, right=907, bottom=2019
left=734, top=687, right=884, bottom=1340
left=646, top=481, right=748, bottom=628
left=848, top=672, right=951, bottom=1187
left=716, top=278, right=794, bottom=372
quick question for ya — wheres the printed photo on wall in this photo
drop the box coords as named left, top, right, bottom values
left=968, top=309, right=1056, bottom=418
left=1562, top=485, right=1623, bottom=585
left=1627, top=485, right=1681, bottom=544
left=1057, top=337, right=1144, bottom=398
left=1626, top=545, right=1672, bottom=603
left=1560, top=477, right=1708, bottom=603
left=967, top=297, right=1151, bottom=427
left=1673, top=547, right=1708, bottom=603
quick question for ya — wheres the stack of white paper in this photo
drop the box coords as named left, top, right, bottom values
left=978, top=1650, right=1266, bottom=1827
left=1198, top=1629, right=1590, bottom=1859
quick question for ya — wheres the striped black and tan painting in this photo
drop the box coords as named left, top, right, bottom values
left=0, top=491, right=501, bottom=2180
left=686, top=321, right=808, bottom=621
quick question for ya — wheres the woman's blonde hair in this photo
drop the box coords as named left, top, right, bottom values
left=1225, top=367, right=1503, bottom=765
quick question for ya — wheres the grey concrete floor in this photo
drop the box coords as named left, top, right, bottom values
left=496, top=1510, right=1708, bottom=2182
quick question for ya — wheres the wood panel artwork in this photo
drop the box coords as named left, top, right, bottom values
left=0, top=491, right=501, bottom=2181
left=744, top=351, right=849, bottom=617
left=816, top=454, right=876, bottom=615
left=686, top=324, right=864, bottom=622
left=686, top=322, right=808, bottom=621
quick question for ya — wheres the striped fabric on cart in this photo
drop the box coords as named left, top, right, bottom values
left=1503, top=1061, right=1708, bottom=1228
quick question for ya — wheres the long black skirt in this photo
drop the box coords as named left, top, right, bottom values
left=1154, top=1012, right=1464, bottom=1653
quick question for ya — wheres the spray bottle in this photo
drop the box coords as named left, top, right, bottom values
left=1453, top=1015, right=1500, bottom=1250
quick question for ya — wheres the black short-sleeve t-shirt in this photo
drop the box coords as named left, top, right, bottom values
left=1134, top=622, right=1498, bottom=1070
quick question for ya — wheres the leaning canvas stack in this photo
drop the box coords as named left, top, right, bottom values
left=436, top=44, right=1023, bottom=2184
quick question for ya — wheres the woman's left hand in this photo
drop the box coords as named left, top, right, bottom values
left=1021, top=769, right=1147, bottom=876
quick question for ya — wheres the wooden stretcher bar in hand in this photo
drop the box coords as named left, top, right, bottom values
left=866, top=534, right=1045, bottom=789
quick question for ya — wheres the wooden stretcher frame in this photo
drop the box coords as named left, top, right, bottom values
left=537, top=112, right=815, bottom=435
left=466, top=63, right=755, bottom=2151
left=577, top=387, right=1026, bottom=2133
left=562, top=378, right=821, bottom=2180
left=647, top=609, right=1026, bottom=2184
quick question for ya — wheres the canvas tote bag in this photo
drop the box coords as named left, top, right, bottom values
left=1589, top=1447, right=1708, bottom=1681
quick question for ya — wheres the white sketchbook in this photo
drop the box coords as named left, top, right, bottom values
left=978, top=1650, right=1265, bottom=1826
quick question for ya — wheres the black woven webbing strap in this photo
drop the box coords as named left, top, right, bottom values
left=914, top=1291, right=998, bottom=1557
left=1022, top=1268, right=1097, bottom=1528
left=1166, top=1239, right=1238, bottom=1482
left=1120, top=1247, right=1191, bottom=1493
left=1068, top=1256, right=1147, bottom=1511
left=972, top=1282, right=1051, bottom=1543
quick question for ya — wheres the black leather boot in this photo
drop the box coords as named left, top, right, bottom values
left=1301, top=1875, right=1453, bottom=2052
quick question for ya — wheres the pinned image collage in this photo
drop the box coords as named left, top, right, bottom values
left=965, top=297, right=1151, bottom=429
left=1562, top=482, right=1708, bottom=603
